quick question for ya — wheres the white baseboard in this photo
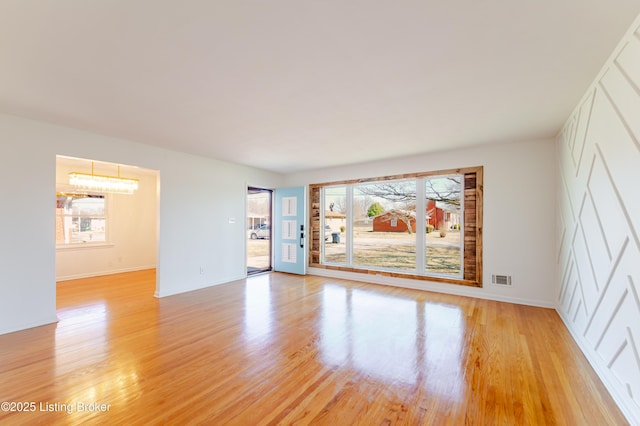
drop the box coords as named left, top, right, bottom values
left=0, top=314, right=58, bottom=336
left=555, top=309, right=638, bottom=426
left=155, top=273, right=246, bottom=298
left=307, top=267, right=556, bottom=308
left=56, top=265, right=156, bottom=282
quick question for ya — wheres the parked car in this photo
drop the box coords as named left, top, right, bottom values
left=249, top=224, right=333, bottom=241
left=248, top=224, right=270, bottom=239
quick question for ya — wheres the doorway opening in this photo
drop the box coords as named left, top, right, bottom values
left=55, top=155, right=160, bottom=309
left=247, top=187, right=272, bottom=275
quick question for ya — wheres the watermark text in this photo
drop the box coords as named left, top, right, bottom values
left=1, top=401, right=111, bottom=414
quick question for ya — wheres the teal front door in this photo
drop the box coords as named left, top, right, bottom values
left=274, top=186, right=306, bottom=275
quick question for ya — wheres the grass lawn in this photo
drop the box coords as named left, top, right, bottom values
left=325, top=225, right=461, bottom=274
left=247, top=239, right=270, bottom=269
left=246, top=226, right=462, bottom=275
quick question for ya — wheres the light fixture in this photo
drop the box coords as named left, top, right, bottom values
left=69, top=162, right=139, bottom=195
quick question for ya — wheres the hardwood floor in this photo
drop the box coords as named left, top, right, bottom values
left=0, top=270, right=628, bottom=425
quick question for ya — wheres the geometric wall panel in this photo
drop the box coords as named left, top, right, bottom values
left=556, top=17, right=640, bottom=425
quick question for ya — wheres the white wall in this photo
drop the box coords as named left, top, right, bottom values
left=286, top=137, right=557, bottom=307
left=55, top=159, right=158, bottom=280
left=0, top=113, right=284, bottom=335
left=0, top=118, right=57, bottom=334
left=556, top=15, right=640, bottom=425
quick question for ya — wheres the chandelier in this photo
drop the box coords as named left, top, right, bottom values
left=69, top=162, right=139, bottom=195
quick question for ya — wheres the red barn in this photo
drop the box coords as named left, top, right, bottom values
left=426, top=199, right=445, bottom=228
left=372, top=210, right=416, bottom=232
left=372, top=201, right=454, bottom=233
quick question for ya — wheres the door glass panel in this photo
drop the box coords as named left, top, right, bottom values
left=247, top=187, right=272, bottom=275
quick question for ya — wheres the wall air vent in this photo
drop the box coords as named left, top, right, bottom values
left=492, top=274, right=512, bottom=286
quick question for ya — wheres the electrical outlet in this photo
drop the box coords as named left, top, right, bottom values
left=199, top=266, right=205, bottom=275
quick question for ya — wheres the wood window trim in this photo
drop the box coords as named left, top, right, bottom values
left=309, top=166, right=483, bottom=287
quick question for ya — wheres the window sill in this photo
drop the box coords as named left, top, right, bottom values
left=310, top=263, right=481, bottom=287
left=56, top=243, right=115, bottom=251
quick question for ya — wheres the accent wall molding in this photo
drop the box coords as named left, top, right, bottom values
left=556, top=17, right=640, bottom=425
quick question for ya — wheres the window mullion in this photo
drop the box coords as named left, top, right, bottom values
left=346, top=185, right=353, bottom=267
left=105, top=194, right=110, bottom=244
left=415, top=178, right=426, bottom=273
left=458, top=181, right=465, bottom=279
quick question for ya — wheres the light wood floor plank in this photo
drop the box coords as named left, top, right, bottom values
left=0, top=270, right=628, bottom=425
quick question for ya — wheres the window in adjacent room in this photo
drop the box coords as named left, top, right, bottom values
left=56, top=192, right=108, bottom=245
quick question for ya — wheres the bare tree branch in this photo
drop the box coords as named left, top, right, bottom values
left=425, top=177, right=461, bottom=206
left=358, top=178, right=461, bottom=207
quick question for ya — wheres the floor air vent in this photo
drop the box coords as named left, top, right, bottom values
left=492, top=274, right=512, bottom=285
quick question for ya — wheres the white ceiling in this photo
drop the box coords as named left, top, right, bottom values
left=1, top=2, right=639, bottom=174
left=56, top=155, right=154, bottom=178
